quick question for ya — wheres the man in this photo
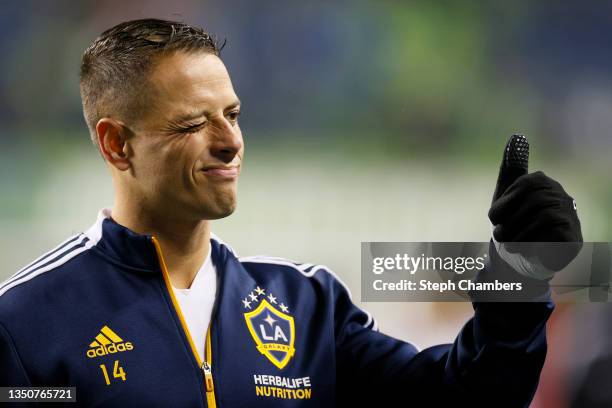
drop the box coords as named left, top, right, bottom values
left=0, top=19, right=582, bottom=407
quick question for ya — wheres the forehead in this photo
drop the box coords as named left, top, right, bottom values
left=146, top=51, right=237, bottom=117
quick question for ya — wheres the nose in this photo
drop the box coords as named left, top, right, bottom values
left=209, top=119, right=243, bottom=163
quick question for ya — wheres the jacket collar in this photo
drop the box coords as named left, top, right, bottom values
left=84, top=208, right=237, bottom=273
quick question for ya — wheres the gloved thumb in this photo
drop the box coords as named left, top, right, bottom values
left=492, top=134, right=529, bottom=204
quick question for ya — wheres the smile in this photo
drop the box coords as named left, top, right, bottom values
left=200, top=166, right=240, bottom=179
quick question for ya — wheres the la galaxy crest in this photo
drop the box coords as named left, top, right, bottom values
left=242, top=286, right=295, bottom=369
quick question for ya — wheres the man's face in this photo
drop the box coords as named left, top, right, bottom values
left=124, top=51, right=243, bottom=221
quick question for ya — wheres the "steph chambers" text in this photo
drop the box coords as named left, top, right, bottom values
left=373, top=279, right=522, bottom=292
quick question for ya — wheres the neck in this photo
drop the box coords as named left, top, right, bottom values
left=111, top=200, right=211, bottom=289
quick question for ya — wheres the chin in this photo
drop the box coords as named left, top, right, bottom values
left=212, top=205, right=236, bottom=220
left=200, top=198, right=237, bottom=220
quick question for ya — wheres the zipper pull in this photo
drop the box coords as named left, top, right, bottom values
left=202, top=362, right=214, bottom=392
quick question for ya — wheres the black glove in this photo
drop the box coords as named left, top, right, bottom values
left=488, top=134, right=583, bottom=276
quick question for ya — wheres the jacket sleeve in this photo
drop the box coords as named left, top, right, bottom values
left=333, top=250, right=553, bottom=407
left=0, top=321, right=32, bottom=387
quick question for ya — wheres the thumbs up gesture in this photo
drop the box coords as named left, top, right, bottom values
left=488, top=135, right=583, bottom=280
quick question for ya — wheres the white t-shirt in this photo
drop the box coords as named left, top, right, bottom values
left=171, top=248, right=217, bottom=363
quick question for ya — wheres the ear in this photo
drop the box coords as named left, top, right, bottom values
left=96, top=118, right=131, bottom=171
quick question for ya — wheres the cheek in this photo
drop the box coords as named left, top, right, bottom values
left=133, top=136, right=193, bottom=182
left=159, top=137, right=204, bottom=188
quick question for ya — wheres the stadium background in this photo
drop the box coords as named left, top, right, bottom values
left=0, top=1, right=610, bottom=406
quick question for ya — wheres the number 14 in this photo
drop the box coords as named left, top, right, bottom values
left=99, top=360, right=127, bottom=385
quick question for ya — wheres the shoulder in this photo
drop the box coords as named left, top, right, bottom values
left=0, top=231, right=98, bottom=312
left=210, top=234, right=330, bottom=280
left=239, top=254, right=327, bottom=277
left=238, top=254, right=378, bottom=331
left=212, top=235, right=350, bottom=290
left=213, top=234, right=373, bottom=324
left=237, top=254, right=354, bottom=295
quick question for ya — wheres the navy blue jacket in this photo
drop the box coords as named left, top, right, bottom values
left=0, top=210, right=553, bottom=407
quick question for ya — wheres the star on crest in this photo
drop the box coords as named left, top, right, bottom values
left=255, top=286, right=265, bottom=296
left=248, top=291, right=258, bottom=302
left=267, top=293, right=277, bottom=304
left=263, top=313, right=277, bottom=327
left=242, top=298, right=252, bottom=309
left=279, top=303, right=289, bottom=313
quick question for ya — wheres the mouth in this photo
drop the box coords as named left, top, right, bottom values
left=200, top=165, right=240, bottom=180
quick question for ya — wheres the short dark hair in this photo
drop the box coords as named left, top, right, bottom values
left=79, top=18, right=223, bottom=145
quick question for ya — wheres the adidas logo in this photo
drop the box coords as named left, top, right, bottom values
left=86, top=325, right=134, bottom=359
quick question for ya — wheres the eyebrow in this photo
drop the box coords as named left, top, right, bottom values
left=171, top=99, right=242, bottom=124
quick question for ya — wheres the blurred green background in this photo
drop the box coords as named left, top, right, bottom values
left=0, top=1, right=610, bottom=406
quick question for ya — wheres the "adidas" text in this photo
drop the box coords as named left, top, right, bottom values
left=86, top=325, right=134, bottom=358
left=87, top=342, right=134, bottom=358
